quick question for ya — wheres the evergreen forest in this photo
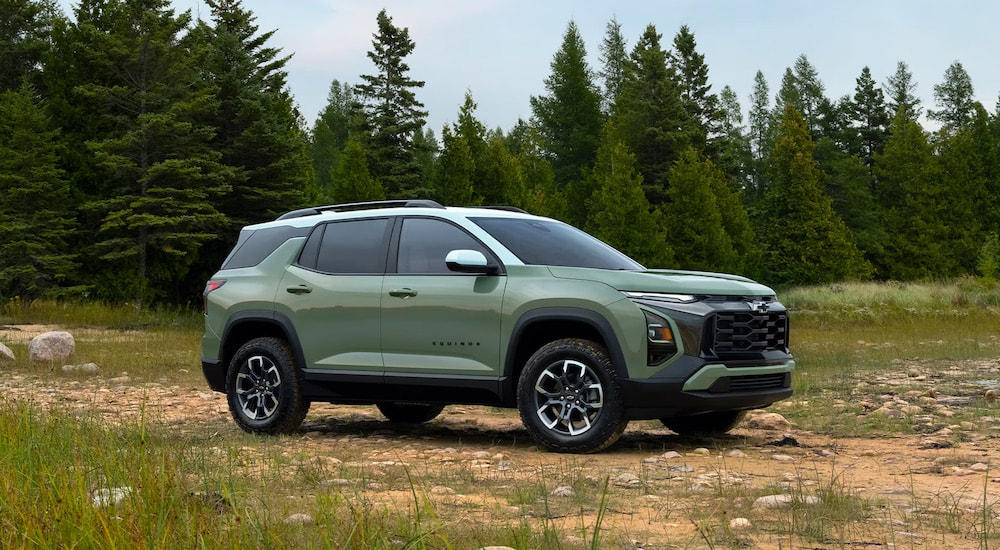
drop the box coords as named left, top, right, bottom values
left=3, top=0, right=1000, bottom=307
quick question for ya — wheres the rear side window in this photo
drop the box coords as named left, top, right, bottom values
left=298, top=218, right=391, bottom=274
left=222, top=226, right=310, bottom=269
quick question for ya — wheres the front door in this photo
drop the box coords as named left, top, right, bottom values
left=381, top=217, right=506, bottom=378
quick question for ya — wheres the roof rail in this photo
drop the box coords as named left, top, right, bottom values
left=476, top=206, right=528, bottom=214
left=276, top=199, right=444, bottom=220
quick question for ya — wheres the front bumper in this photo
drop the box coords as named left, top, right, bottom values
left=620, top=359, right=795, bottom=420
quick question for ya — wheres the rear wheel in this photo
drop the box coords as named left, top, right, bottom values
left=226, top=337, right=310, bottom=434
left=517, top=338, right=627, bottom=453
left=660, top=410, right=747, bottom=436
left=376, top=402, right=445, bottom=424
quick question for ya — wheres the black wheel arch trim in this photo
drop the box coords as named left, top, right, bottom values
left=220, top=310, right=306, bottom=377
left=501, top=307, right=629, bottom=402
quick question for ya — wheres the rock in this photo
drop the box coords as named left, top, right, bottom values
left=92, top=487, right=132, bottom=507
left=745, top=412, right=792, bottom=431
left=284, top=513, right=314, bottom=525
left=918, top=438, right=955, bottom=449
left=969, top=463, right=989, bottom=472
left=661, top=451, right=682, bottom=459
left=727, top=449, right=746, bottom=458
left=550, top=485, right=575, bottom=497
left=753, top=494, right=821, bottom=509
left=772, top=454, right=794, bottom=462
left=986, top=389, right=998, bottom=404
left=729, top=517, right=752, bottom=530
left=691, top=447, right=710, bottom=455
left=28, top=331, right=75, bottom=362
left=0, top=342, right=14, bottom=363
left=430, top=485, right=456, bottom=495
left=613, top=472, right=641, bottom=487
left=61, top=363, right=100, bottom=374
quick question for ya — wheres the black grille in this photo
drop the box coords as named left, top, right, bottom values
left=709, top=373, right=789, bottom=393
left=713, top=311, right=788, bottom=354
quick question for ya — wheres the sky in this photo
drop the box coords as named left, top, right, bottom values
left=58, top=0, right=1000, bottom=135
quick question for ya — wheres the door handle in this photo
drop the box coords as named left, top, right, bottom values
left=286, top=284, right=312, bottom=294
left=388, top=288, right=418, bottom=298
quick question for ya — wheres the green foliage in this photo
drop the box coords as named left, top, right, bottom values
left=669, top=24, right=718, bottom=150
left=477, top=136, right=526, bottom=207
left=929, top=61, right=976, bottom=131
left=616, top=24, right=693, bottom=205
left=354, top=9, right=428, bottom=198
left=760, top=105, right=872, bottom=285
left=663, top=148, right=737, bottom=272
left=847, top=66, right=889, bottom=173
left=0, top=0, right=57, bottom=90
left=885, top=61, right=921, bottom=120
left=978, top=233, right=1000, bottom=281
left=747, top=70, right=771, bottom=206
left=0, top=85, right=77, bottom=299
left=331, top=139, right=384, bottom=203
left=530, top=21, right=603, bottom=190
left=311, top=79, right=356, bottom=197
left=65, top=0, right=233, bottom=307
left=585, top=123, right=672, bottom=267
left=430, top=126, right=474, bottom=206
left=597, top=17, right=627, bottom=114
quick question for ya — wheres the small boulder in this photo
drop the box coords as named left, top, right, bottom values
left=284, top=513, right=314, bottom=525
left=28, top=331, right=75, bottom=362
left=0, top=342, right=15, bottom=363
left=745, top=412, right=792, bottom=430
left=729, top=517, right=752, bottom=530
left=550, top=485, right=575, bottom=497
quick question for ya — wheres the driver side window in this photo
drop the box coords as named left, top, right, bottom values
left=397, top=218, right=490, bottom=274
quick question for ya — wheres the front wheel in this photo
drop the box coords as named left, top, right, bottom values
left=226, top=337, right=310, bottom=434
left=517, top=338, right=627, bottom=453
left=376, top=402, right=445, bottom=424
left=660, top=410, right=747, bottom=436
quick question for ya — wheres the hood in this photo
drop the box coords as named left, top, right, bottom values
left=547, top=267, right=775, bottom=296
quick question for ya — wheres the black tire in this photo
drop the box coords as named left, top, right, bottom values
left=517, top=338, right=628, bottom=453
left=376, top=402, right=445, bottom=424
left=226, top=337, right=310, bottom=434
left=660, top=410, right=747, bottom=436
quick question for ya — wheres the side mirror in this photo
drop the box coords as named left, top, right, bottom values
left=445, top=249, right=499, bottom=275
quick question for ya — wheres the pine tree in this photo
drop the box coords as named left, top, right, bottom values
left=0, top=0, right=58, bottom=90
left=507, top=119, right=564, bottom=219
left=760, top=105, right=872, bottom=285
left=663, top=148, right=737, bottom=272
left=597, top=17, right=627, bottom=115
left=714, top=85, right=752, bottom=193
left=477, top=136, right=526, bottom=207
left=847, top=66, right=890, bottom=178
left=747, top=70, right=771, bottom=205
left=354, top=9, right=428, bottom=198
left=585, top=123, right=672, bottom=267
left=928, top=61, right=975, bottom=132
left=187, top=0, right=311, bottom=296
left=0, top=86, right=77, bottom=299
left=311, top=79, right=356, bottom=198
left=431, top=126, right=474, bottom=206
left=65, top=0, right=233, bottom=306
left=331, top=139, right=384, bottom=203
left=530, top=20, right=603, bottom=190
left=454, top=90, right=488, bottom=187
left=885, top=61, right=921, bottom=120
left=669, top=25, right=719, bottom=150
left=792, top=54, right=826, bottom=135
left=616, top=24, right=692, bottom=205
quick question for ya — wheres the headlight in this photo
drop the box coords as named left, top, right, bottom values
left=643, top=310, right=677, bottom=366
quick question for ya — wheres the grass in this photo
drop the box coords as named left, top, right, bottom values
left=2, top=282, right=1000, bottom=548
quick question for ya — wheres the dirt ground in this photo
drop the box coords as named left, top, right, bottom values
left=2, top=324, right=999, bottom=549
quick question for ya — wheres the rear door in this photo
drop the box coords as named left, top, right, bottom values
left=276, top=217, right=392, bottom=373
left=381, top=217, right=507, bottom=379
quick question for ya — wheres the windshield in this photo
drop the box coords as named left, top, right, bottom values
left=471, top=217, right=644, bottom=270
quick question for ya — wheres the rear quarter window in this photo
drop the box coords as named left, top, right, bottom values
left=221, top=226, right=310, bottom=269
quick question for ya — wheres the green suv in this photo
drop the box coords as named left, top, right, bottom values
left=201, top=200, right=794, bottom=453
